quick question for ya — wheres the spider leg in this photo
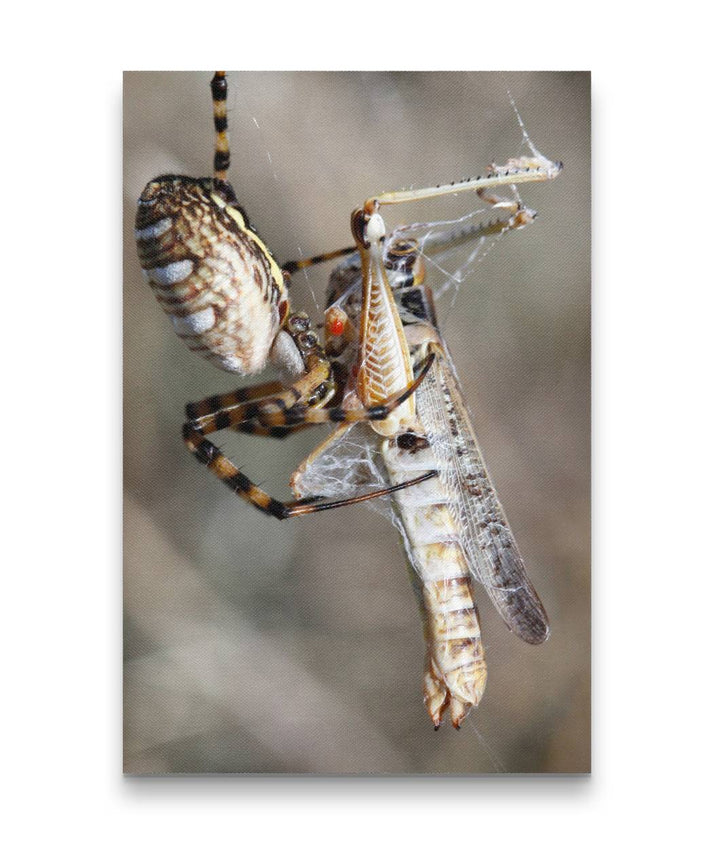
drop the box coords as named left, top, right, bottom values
left=185, top=360, right=332, bottom=434
left=282, top=245, right=356, bottom=276
left=185, top=379, right=285, bottom=421
left=183, top=421, right=438, bottom=520
left=186, top=351, right=433, bottom=436
left=211, top=71, right=230, bottom=185
left=180, top=424, right=293, bottom=518
left=283, top=470, right=438, bottom=517
left=232, top=422, right=316, bottom=440
left=182, top=352, right=435, bottom=519
left=187, top=379, right=326, bottom=439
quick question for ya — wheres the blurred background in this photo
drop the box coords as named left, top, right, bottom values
left=124, top=71, right=590, bottom=774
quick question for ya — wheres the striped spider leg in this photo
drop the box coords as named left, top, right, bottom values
left=294, top=163, right=560, bottom=727
left=180, top=329, right=435, bottom=519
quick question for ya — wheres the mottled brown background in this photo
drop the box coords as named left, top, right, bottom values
left=124, top=71, right=590, bottom=774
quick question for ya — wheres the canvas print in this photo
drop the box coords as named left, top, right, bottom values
left=124, top=71, right=590, bottom=773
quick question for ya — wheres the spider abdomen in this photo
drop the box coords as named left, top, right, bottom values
left=136, top=175, right=287, bottom=375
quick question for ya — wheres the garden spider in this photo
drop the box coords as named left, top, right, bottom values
left=135, top=72, right=560, bottom=521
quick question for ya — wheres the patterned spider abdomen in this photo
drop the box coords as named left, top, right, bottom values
left=135, top=175, right=287, bottom=375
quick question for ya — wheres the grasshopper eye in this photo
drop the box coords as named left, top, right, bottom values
left=396, top=432, right=419, bottom=449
